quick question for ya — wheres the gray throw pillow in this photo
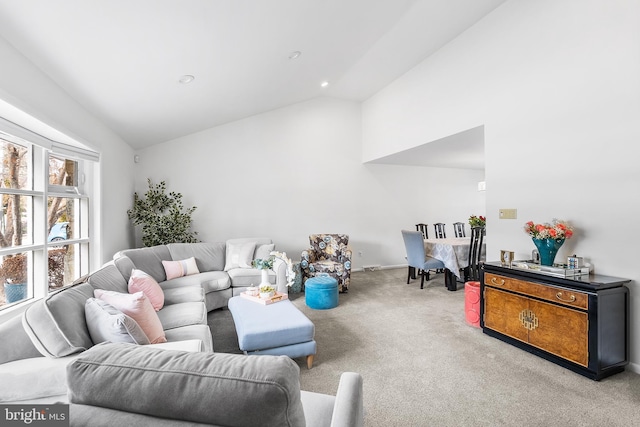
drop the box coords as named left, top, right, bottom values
left=84, top=298, right=150, bottom=345
left=254, top=243, right=275, bottom=261
left=23, top=282, right=96, bottom=358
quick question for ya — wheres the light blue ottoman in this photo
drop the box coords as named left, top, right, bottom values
left=305, top=275, right=339, bottom=310
left=228, top=296, right=316, bottom=368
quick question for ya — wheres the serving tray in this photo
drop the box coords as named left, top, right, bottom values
left=509, top=261, right=590, bottom=278
left=240, top=291, right=289, bottom=305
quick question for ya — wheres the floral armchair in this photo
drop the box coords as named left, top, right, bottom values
left=301, top=234, right=352, bottom=292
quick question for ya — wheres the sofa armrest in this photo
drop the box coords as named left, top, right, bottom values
left=301, top=248, right=317, bottom=263
left=339, top=249, right=352, bottom=271
left=0, top=315, right=42, bottom=364
left=331, top=372, right=364, bottom=427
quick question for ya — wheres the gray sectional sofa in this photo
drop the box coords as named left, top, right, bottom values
left=0, top=237, right=364, bottom=425
left=113, top=237, right=289, bottom=311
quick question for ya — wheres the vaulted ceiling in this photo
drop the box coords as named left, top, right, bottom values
left=0, top=0, right=504, bottom=167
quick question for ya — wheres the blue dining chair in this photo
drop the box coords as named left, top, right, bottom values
left=401, top=230, right=445, bottom=289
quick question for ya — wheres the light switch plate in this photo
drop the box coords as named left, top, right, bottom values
left=499, top=209, right=517, bottom=219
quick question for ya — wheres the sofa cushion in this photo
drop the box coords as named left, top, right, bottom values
left=23, top=282, right=95, bottom=358
left=167, top=242, right=226, bottom=272
left=128, top=269, right=164, bottom=310
left=117, top=246, right=172, bottom=283
left=155, top=302, right=207, bottom=330
left=0, top=354, right=81, bottom=403
left=85, top=298, right=151, bottom=345
left=146, top=339, right=206, bottom=352
left=227, top=268, right=275, bottom=287
left=161, top=270, right=231, bottom=293
left=162, top=286, right=205, bottom=305
left=67, top=343, right=306, bottom=427
left=162, top=257, right=200, bottom=280
left=94, top=290, right=167, bottom=344
left=224, top=241, right=256, bottom=271
left=164, top=325, right=213, bottom=352
left=87, top=263, right=129, bottom=293
left=112, top=256, right=137, bottom=284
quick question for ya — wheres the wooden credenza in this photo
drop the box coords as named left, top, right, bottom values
left=481, top=262, right=630, bottom=380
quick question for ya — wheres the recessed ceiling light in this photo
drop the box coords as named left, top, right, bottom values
left=320, top=81, right=329, bottom=88
left=288, top=51, right=302, bottom=60
left=179, top=75, right=195, bottom=84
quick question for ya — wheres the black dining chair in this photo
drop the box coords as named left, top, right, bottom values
left=463, top=226, right=486, bottom=282
left=433, top=223, right=446, bottom=239
left=401, top=230, right=445, bottom=289
left=415, top=223, right=429, bottom=239
left=453, top=222, right=466, bottom=238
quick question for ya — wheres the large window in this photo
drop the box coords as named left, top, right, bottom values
left=0, top=128, right=93, bottom=310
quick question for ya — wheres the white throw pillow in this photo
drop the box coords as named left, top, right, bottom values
left=85, top=298, right=151, bottom=345
left=224, top=242, right=256, bottom=271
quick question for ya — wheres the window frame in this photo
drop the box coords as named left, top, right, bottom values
left=0, top=119, right=97, bottom=313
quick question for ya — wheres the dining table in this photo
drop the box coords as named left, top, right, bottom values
left=423, top=237, right=486, bottom=291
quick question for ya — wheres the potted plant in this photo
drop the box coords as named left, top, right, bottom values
left=1, top=254, right=28, bottom=303
left=468, top=215, right=486, bottom=228
left=127, top=179, right=199, bottom=247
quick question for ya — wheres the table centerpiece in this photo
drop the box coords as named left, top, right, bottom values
left=252, top=251, right=296, bottom=290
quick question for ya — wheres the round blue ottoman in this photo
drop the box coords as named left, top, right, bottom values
left=305, top=275, right=339, bottom=310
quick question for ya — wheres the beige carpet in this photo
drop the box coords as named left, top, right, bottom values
left=208, top=268, right=640, bottom=426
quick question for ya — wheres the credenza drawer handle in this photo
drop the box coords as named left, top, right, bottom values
left=556, top=292, right=576, bottom=303
left=490, top=277, right=505, bottom=286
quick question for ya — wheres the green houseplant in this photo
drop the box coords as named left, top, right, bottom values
left=127, top=179, right=199, bottom=247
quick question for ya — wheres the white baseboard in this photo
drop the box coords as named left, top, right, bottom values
left=359, top=264, right=406, bottom=272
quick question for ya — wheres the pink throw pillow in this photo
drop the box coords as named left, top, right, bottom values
left=128, top=269, right=164, bottom=311
left=94, top=289, right=167, bottom=344
left=162, top=257, right=200, bottom=280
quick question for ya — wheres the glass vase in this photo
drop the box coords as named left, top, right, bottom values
left=532, top=238, right=565, bottom=266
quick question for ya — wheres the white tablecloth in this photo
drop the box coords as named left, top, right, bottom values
left=424, top=238, right=486, bottom=279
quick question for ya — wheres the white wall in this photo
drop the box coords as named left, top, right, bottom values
left=0, top=36, right=135, bottom=265
left=363, top=0, right=640, bottom=371
left=134, top=96, right=484, bottom=270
